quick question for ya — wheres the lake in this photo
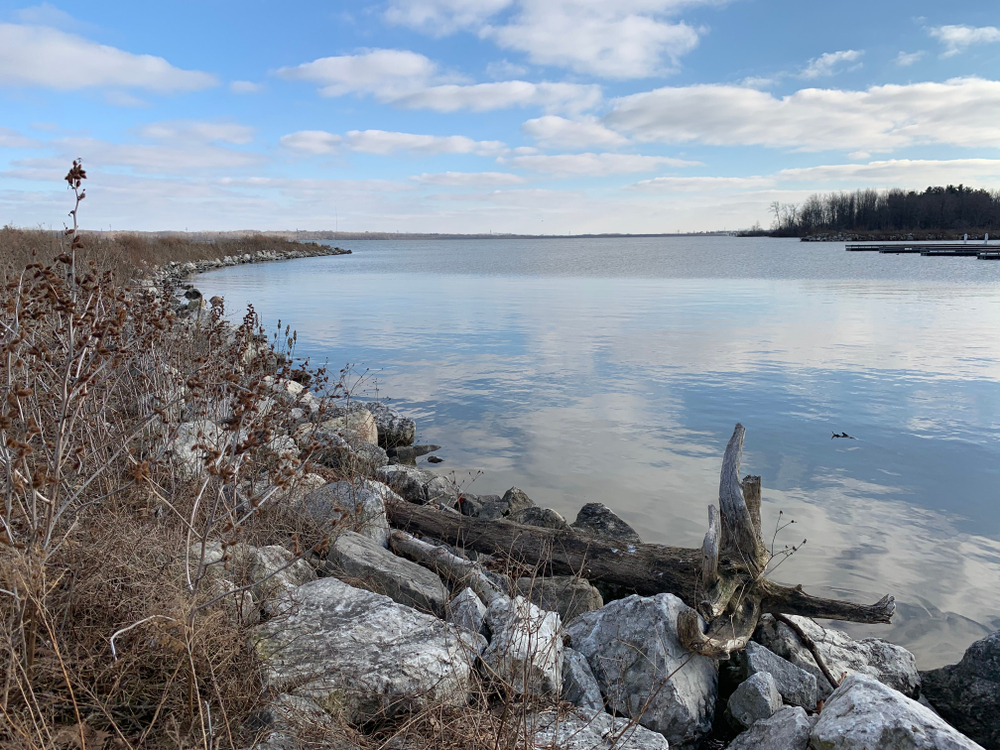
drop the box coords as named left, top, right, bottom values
left=198, top=236, right=1000, bottom=669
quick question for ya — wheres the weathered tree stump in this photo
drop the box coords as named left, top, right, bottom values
left=387, top=423, right=895, bottom=659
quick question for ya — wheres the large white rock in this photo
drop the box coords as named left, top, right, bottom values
left=727, top=706, right=815, bottom=750
left=364, top=401, right=416, bottom=447
left=810, top=673, right=984, bottom=750
left=482, top=595, right=563, bottom=698
left=302, top=411, right=378, bottom=447
left=169, top=420, right=222, bottom=475
left=565, top=594, right=718, bottom=748
left=754, top=614, right=920, bottom=698
left=447, top=587, right=487, bottom=639
left=256, top=578, right=476, bottom=724
left=562, top=647, right=605, bottom=716
left=733, top=641, right=818, bottom=709
left=325, top=530, right=449, bottom=616
left=726, top=672, right=782, bottom=730
left=528, top=710, right=669, bottom=750
left=376, top=463, right=457, bottom=505
left=297, top=480, right=395, bottom=547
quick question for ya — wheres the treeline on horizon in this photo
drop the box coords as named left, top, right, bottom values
left=753, top=185, right=1000, bottom=236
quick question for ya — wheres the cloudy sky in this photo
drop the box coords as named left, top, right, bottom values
left=1, top=0, right=999, bottom=233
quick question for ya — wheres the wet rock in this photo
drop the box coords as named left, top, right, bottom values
left=810, top=673, right=983, bottom=750
left=325, top=531, right=448, bottom=616
left=570, top=502, right=642, bottom=544
left=482, top=595, right=563, bottom=698
left=255, top=578, right=475, bottom=724
left=732, top=641, right=819, bottom=709
left=297, top=479, right=394, bottom=548
left=566, top=593, right=718, bottom=748
left=562, top=647, right=605, bottom=716
left=529, top=710, right=669, bottom=750
left=508, top=506, right=570, bottom=530
left=726, top=672, right=782, bottom=730
left=426, top=455, right=443, bottom=463
left=753, top=614, right=920, bottom=699
left=921, top=630, right=1000, bottom=749
left=515, top=575, right=604, bottom=624
left=727, top=706, right=815, bottom=750
left=364, top=402, right=416, bottom=447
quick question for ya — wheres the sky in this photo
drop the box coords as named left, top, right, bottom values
left=1, top=0, right=999, bottom=233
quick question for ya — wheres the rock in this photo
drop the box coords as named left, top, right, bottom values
left=502, top=487, right=536, bottom=515
left=168, top=420, right=222, bottom=475
left=302, top=424, right=388, bottom=475
left=566, top=594, right=718, bottom=748
left=325, top=531, right=449, bottom=616
left=515, top=575, right=604, bottom=624
left=509, top=506, right=571, bottom=530
left=482, top=595, right=563, bottom=698
left=364, top=401, right=416, bottom=447
left=732, top=641, right=818, bottom=709
left=727, top=706, right=815, bottom=750
left=810, top=673, right=984, bottom=750
left=243, top=693, right=364, bottom=750
left=255, top=578, right=475, bottom=724
left=313, top=410, right=378, bottom=446
left=528, top=710, right=669, bottom=750
left=562, top=647, right=605, bottom=716
left=726, top=672, right=782, bottom=730
left=447, top=587, right=487, bottom=639
left=459, top=489, right=534, bottom=520
left=921, top=630, right=1000, bottom=749
left=387, top=444, right=440, bottom=462
left=298, top=480, right=395, bottom=548
left=753, top=614, right=920, bottom=699
left=375, top=464, right=457, bottom=506
left=248, top=545, right=317, bottom=600
left=426, top=455, right=443, bottom=463
left=570, top=502, right=642, bottom=544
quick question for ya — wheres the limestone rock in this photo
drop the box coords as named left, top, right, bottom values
left=297, top=479, right=394, bottom=548
left=515, top=575, right=604, bottom=624
left=921, top=630, right=1000, bottom=750
left=810, top=673, right=984, bottom=750
left=313, top=410, right=378, bottom=446
left=364, top=401, right=416, bottom=447
left=447, top=587, right=487, bottom=639
left=482, top=595, right=563, bottom=698
left=376, top=463, right=457, bottom=506
left=168, top=420, right=222, bottom=475
left=727, top=706, right=815, bottom=750
left=302, top=424, right=388, bottom=475
left=528, top=710, right=669, bottom=750
left=502, top=487, right=536, bottom=516
left=562, top=647, right=605, bottom=716
left=566, top=593, right=718, bottom=748
left=732, top=641, right=818, bottom=709
left=459, top=489, right=535, bottom=520
left=570, top=502, right=642, bottom=544
left=753, top=614, right=920, bottom=699
left=325, top=531, right=449, bottom=616
left=509, top=506, right=571, bottom=530
left=726, top=672, right=782, bottom=730
left=255, top=578, right=475, bottom=724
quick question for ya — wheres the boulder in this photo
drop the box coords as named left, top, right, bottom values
left=297, top=480, right=394, bottom=548
left=727, top=706, right=815, bottom=750
left=481, top=595, right=563, bottom=698
left=325, top=531, right=449, bottom=616
left=459, top=488, right=535, bottom=520
left=921, top=630, right=1000, bottom=749
left=364, top=401, right=416, bottom=447
left=515, top=575, right=604, bottom=624
left=247, top=545, right=317, bottom=601
left=446, top=587, right=487, bottom=639
left=243, top=693, right=364, bottom=750
left=731, top=641, right=818, bottom=709
left=562, top=647, right=605, bottom=716
left=565, top=593, right=718, bottom=748
left=303, top=426, right=388, bottom=475
left=754, top=614, right=920, bottom=699
left=726, top=672, right=782, bottom=730
left=810, top=673, right=984, bottom=750
left=168, top=420, right=222, bottom=475
left=313, top=411, right=378, bottom=446
left=528, top=710, right=669, bottom=750
left=256, top=578, right=475, bottom=724
left=502, top=487, right=536, bottom=515
left=509, top=506, right=571, bottom=530
left=376, top=464, right=457, bottom=506
left=570, top=502, right=642, bottom=545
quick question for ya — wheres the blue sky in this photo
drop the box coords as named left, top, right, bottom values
left=1, top=0, right=999, bottom=233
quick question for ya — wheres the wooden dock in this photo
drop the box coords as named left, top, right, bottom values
left=846, top=242, right=1000, bottom=260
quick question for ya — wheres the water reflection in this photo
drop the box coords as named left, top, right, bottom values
left=198, top=237, right=1000, bottom=668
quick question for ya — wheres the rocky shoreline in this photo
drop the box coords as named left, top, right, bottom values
left=163, top=251, right=995, bottom=750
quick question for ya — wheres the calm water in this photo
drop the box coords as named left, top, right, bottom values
left=199, top=236, right=1000, bottom=669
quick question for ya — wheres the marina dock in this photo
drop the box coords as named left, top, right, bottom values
left=846, top=242, right=1000, bottom=259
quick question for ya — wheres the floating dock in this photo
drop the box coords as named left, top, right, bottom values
left=845, top=242, right=1000, bottom=260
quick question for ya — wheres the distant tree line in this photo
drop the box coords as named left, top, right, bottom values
left=759, top=185, right=1000, bottom=236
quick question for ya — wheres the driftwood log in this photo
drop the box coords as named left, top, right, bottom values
left=387, top=423, right=895, bottom=659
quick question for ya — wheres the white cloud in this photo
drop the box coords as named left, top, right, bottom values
left=277, top=48, right=439, bottom=98
left=799, top=49, right=863, bottom=79
left=606, top=77, right=1000, bottom=151
left=777, top=158, right=1000, bottom=186
left=385, top=0, right=513, bottom=35
left=281, top=129, right=507, bottom=156
left=522, top=115, right=628, bottom=149
left=392, top=81, right=602, bottom=113
left=629, top=175, right=774, bottom=191
left=45, top=137, right=262, bottom=174
left=411, top=171, right=527, bottom=186
left=230, top=80, right=264, bottom=94
left=740, top=76, right=776, bottom=89
left=929, top=24, right=1000, bottom=57
left=848, top=151, right=871, bottom=160
left=0, top=127, right=39, bottom=149
left=104, top=91, right=149, bottom=107
left=485, top=59, right=529, bottom=79
left=506, top=152, right=700, bottom=177
left=895, top=51, right=925, bottom=67
left=483, top=1, right=707, bottom=79
left=14, top=3, right=81, bottom=29
left=137, top=121, right=255, bottom=145
left=0, top=23, right=217, bottom=92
